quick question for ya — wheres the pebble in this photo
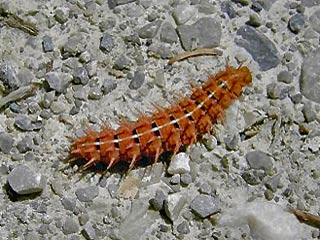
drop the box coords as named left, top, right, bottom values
left=266, top=82, right=288, bottom=100
left=172, top=4, right=195, bottom=25
left=7, top=165, right=45, bottom=194
left=265, top=174, right=281, bottom=193
left=300, top=48, right=320, bottom=104
left=62, top=217, right=79, bottom=235
left=246, top=150, right=273, bottom=172
left=45, top=72, right=70, bottom=93
left=129, top=70, right=145, bottom=90
left=75, top=186, right=99, bottom=202
left=221, top=1, right=237, bottom=19
left=277, top=70, right=293, bottom=84
left=0, top=63, right=20, bottom=92
left=177, top=17, right=221, bottom=51
left=309, top=9, right=320, bottom=33
left=0, top=132, right=14, bottom=154
left=78, top=213, right=89, bottom=226
left=108, top=0, right=135, bottom=9
left=264, top=189, right=274, bottom=200
left=73, top=67, right=90, bottom=85
left=241, top=171, right=262, bottom=185
left=199, top=182, right=212, bottom=194
left=63, top=34, right=85, bottom=57
left=247, top=13, right=262, bottom=27
left=17, top=135, right=34, bottom=153
left=164, top=193, right=187, bottom=221
left=288, top=14, right=305, bottom=34
left=176, top=221, right=190, bottom=235
left=236, top=26, right=280, bottom=71
left=190, top=195, right=219, bottom=218
left=160, top=22, right=178, bottom=44
left=101, top=78, right=117, bottom=94
left=14, top=115, right=40, bottom=131
left=61, top=197, right=77, bottom=212
left=54, top=9, right=68, bottom=24
left=88, top=87, right=103, bottom=100
left=82, top=225, right=96, bottom=240
left=302, top=102, right=316, bottom=123
left=100, top=32, right=114, bottom=53
left=149, top=189, right=166, bottom=211
left=42, top=35, right=54, bottom=52
left=167, top=152, right=190, bottom=175
left=137, top=20, right=162, bottom=39
left=51, top=180, right=64, bottom=196
left=114, top=55, right=130, bottom=70
left=170, top=174, right=180, bottom=185
left=180, top=173, right=192, bottom=186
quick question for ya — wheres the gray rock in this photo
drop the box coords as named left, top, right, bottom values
left=246, top=150, right=273, bottom=172
left=73, top=67, right=89, bottom=85
left=8, top=165, right=45, bottom=194
left=300, top=48, right=320, bottom=103
left=99, top=17, right=116, bottom=31
left=168, top=152, right=190, bottom=175
left=172, top=4, right=195, bottom=25
left=14, top=115, right=39, bottom=131
left=63, top=217, right=79, bottom=235
left=100, top=32, right=114, bottom=53
left=75, top=186, right=99, bottom=202
left=241, top=171, right=261, bottom=185
left=154, top=69, right=166, bottom=88
left=101, top=78, right=117, bottom=94
left=0, top=132, right=14, bottom=154
left=54, top=9, right=68, bottom=24
left=45, top=72, right=70, bottom=93
left=51, top=180, right=64, bottom=196
left=129, top=70, right=145, bottom=89
left=247, top=13, right=262, bottom=27
left=199, top=182, right=212, bottom=195
left=164, top=193, right=187, bottom=221
left=170, top=174, right=180, bottom=184
left=265, top=174, right=281, bottom=192
left=108, top=0, right=135, bottom=9
left=300, top=0, right=320, bottom=7
left=177, top=17, right=221, bottom=51
left=176, top=221, right=190, bottom=234
left=288, top=14, right=305, bottom=34
left=17, top=135, right=34, bottom=153
left=221, top=2, right=236, bottom=19
left=62, top=34, right=85, bottom=57
left=190, top=195, right=219, bottom=218
left=88, top=87, right=103, bottom=100
left=266, top=82, right=288, bottom=100
left=82, top=225, right=96, bottom=240
left=309, top=10, right=320, bottom=33
left=236, top=26, right=280, bottom=71
left=0, top=63, right=20, bottom=92
left=277, top=70, right=293, bottom=84
left=160, top=22, right=178, bottom=44
left=137, top=20, right=162, bottom=39
left=114, top=55, right=130, bottom=70
left=251, top=0, right=277, bottom=10
left=42, top=35, right=54, bottom=52
left=180, top=173, right=192, bottom=186
left=78, top=213, right=89, bottom=226
left=302, top=102, right=316, bottom=123
left=225, top=133, right=239, bottom=150
left=149, top=189, right=166, bottom=211
left=61, top=197, right=77, bottom=211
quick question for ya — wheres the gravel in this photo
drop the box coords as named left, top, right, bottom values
left=0, top=0, right=318, bottom=239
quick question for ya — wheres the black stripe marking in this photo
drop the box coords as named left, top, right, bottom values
left=151, top=122, right=161, bottom=137
left=132, top=129, right=140, bottom=144
left=184, top=110, right=194, bottom=121
left=114, top=134, right=120, bottom=149
left=169, top=115, right=180, bottom=129
left=95, top=137, right=101, bottom=150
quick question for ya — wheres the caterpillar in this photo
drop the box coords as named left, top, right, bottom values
left=69, top=66, right=252, bottom=172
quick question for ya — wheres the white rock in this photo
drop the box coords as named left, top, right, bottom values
left=218, top=201, right=309, bottom=240
left=167, top=152, right=190, bottom=175
left=164, top=193, right=187, bottom=221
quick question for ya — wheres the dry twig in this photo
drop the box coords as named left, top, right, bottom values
left=168, top=48, right=223, bottom=65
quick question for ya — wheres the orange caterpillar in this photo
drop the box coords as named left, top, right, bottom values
left=69, top=66, right=252, bottom=172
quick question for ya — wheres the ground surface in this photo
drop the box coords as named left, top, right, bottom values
left=0, top=0, right=320, bottom=239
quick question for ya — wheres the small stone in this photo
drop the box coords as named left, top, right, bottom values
left=160, top=22, right=178, bottom=44
left=154, top=69, right=166, bottom=88
left=42, top=35, right=54, bottom=52
left=221, top=2, right=236, bottom=19
left=75, top=186, right=99, bottom=202
left=45, top=72, right=70, bottom=93
left=129, top=70, right=145, bottom=90
left=100, top=32, right=114, bottom=53
left=14, top=115, right=35, bottom=131
left=265, top=174, right=281, bottom=193
left=54, top=9, right=68, bottom=24
left=79, top=51, right=91, bottom=63
left=73, top=67, right=89, bottom=85
left=277, top=70, right=293, bottom=84
left=149, top=189, right=166, bottom=211
left=61, top=197, right=77, bottom=211
left=114, top=55, right=130, bottom=70
left=88, top=88, right=103, bottom=100
left=51, top=180, right=64, bottom=196
left=190, top=195, right=219, bottom=218
left=180, top=173, right=192, bottom=186
left=78, top=213, right=89, bottom=226
left=17, top=135, right=33, bottom=153
left=108, top=0, right=135, bottom=9
left=137, top=20, right=162, bottom=39
left=82, top=225, right=96, bottom=240
left=172, top=4, right=195, bottom=25
left=8, top=165, right=45, bottom=194
left=302, top=102, right=316, bottom=123
left=0, top=132, right=14, bottom=154
left=168, top=152, right=190, bottom=175
left=176, top=221, right=190, bottom=234
left=62, top=217, right=79, bottom=235
left=266, top=82, right=288, bottom=100
left=247, top=13, right=262, bottom=27
left=63, top=34, right=85, bottom=57
left=164, top=193, right=187, bottom=221
left=246, top=150, right=273, bottom=172
left=288, top=14, right=305, bottom=34
left=233, top=0, right=250, bottom=6
left=264, top=189, right=274, bottom=201
left=199, top=182, right=211, bottom=194
left=224, top=134, right=239, bottom=150
left=101, top=78, right=117, bottom=94
left=241, top=171, right=261, bottom=185
left=0, top=63, right=20, bottom=92
left=170, top=174, right=180, bottom=185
